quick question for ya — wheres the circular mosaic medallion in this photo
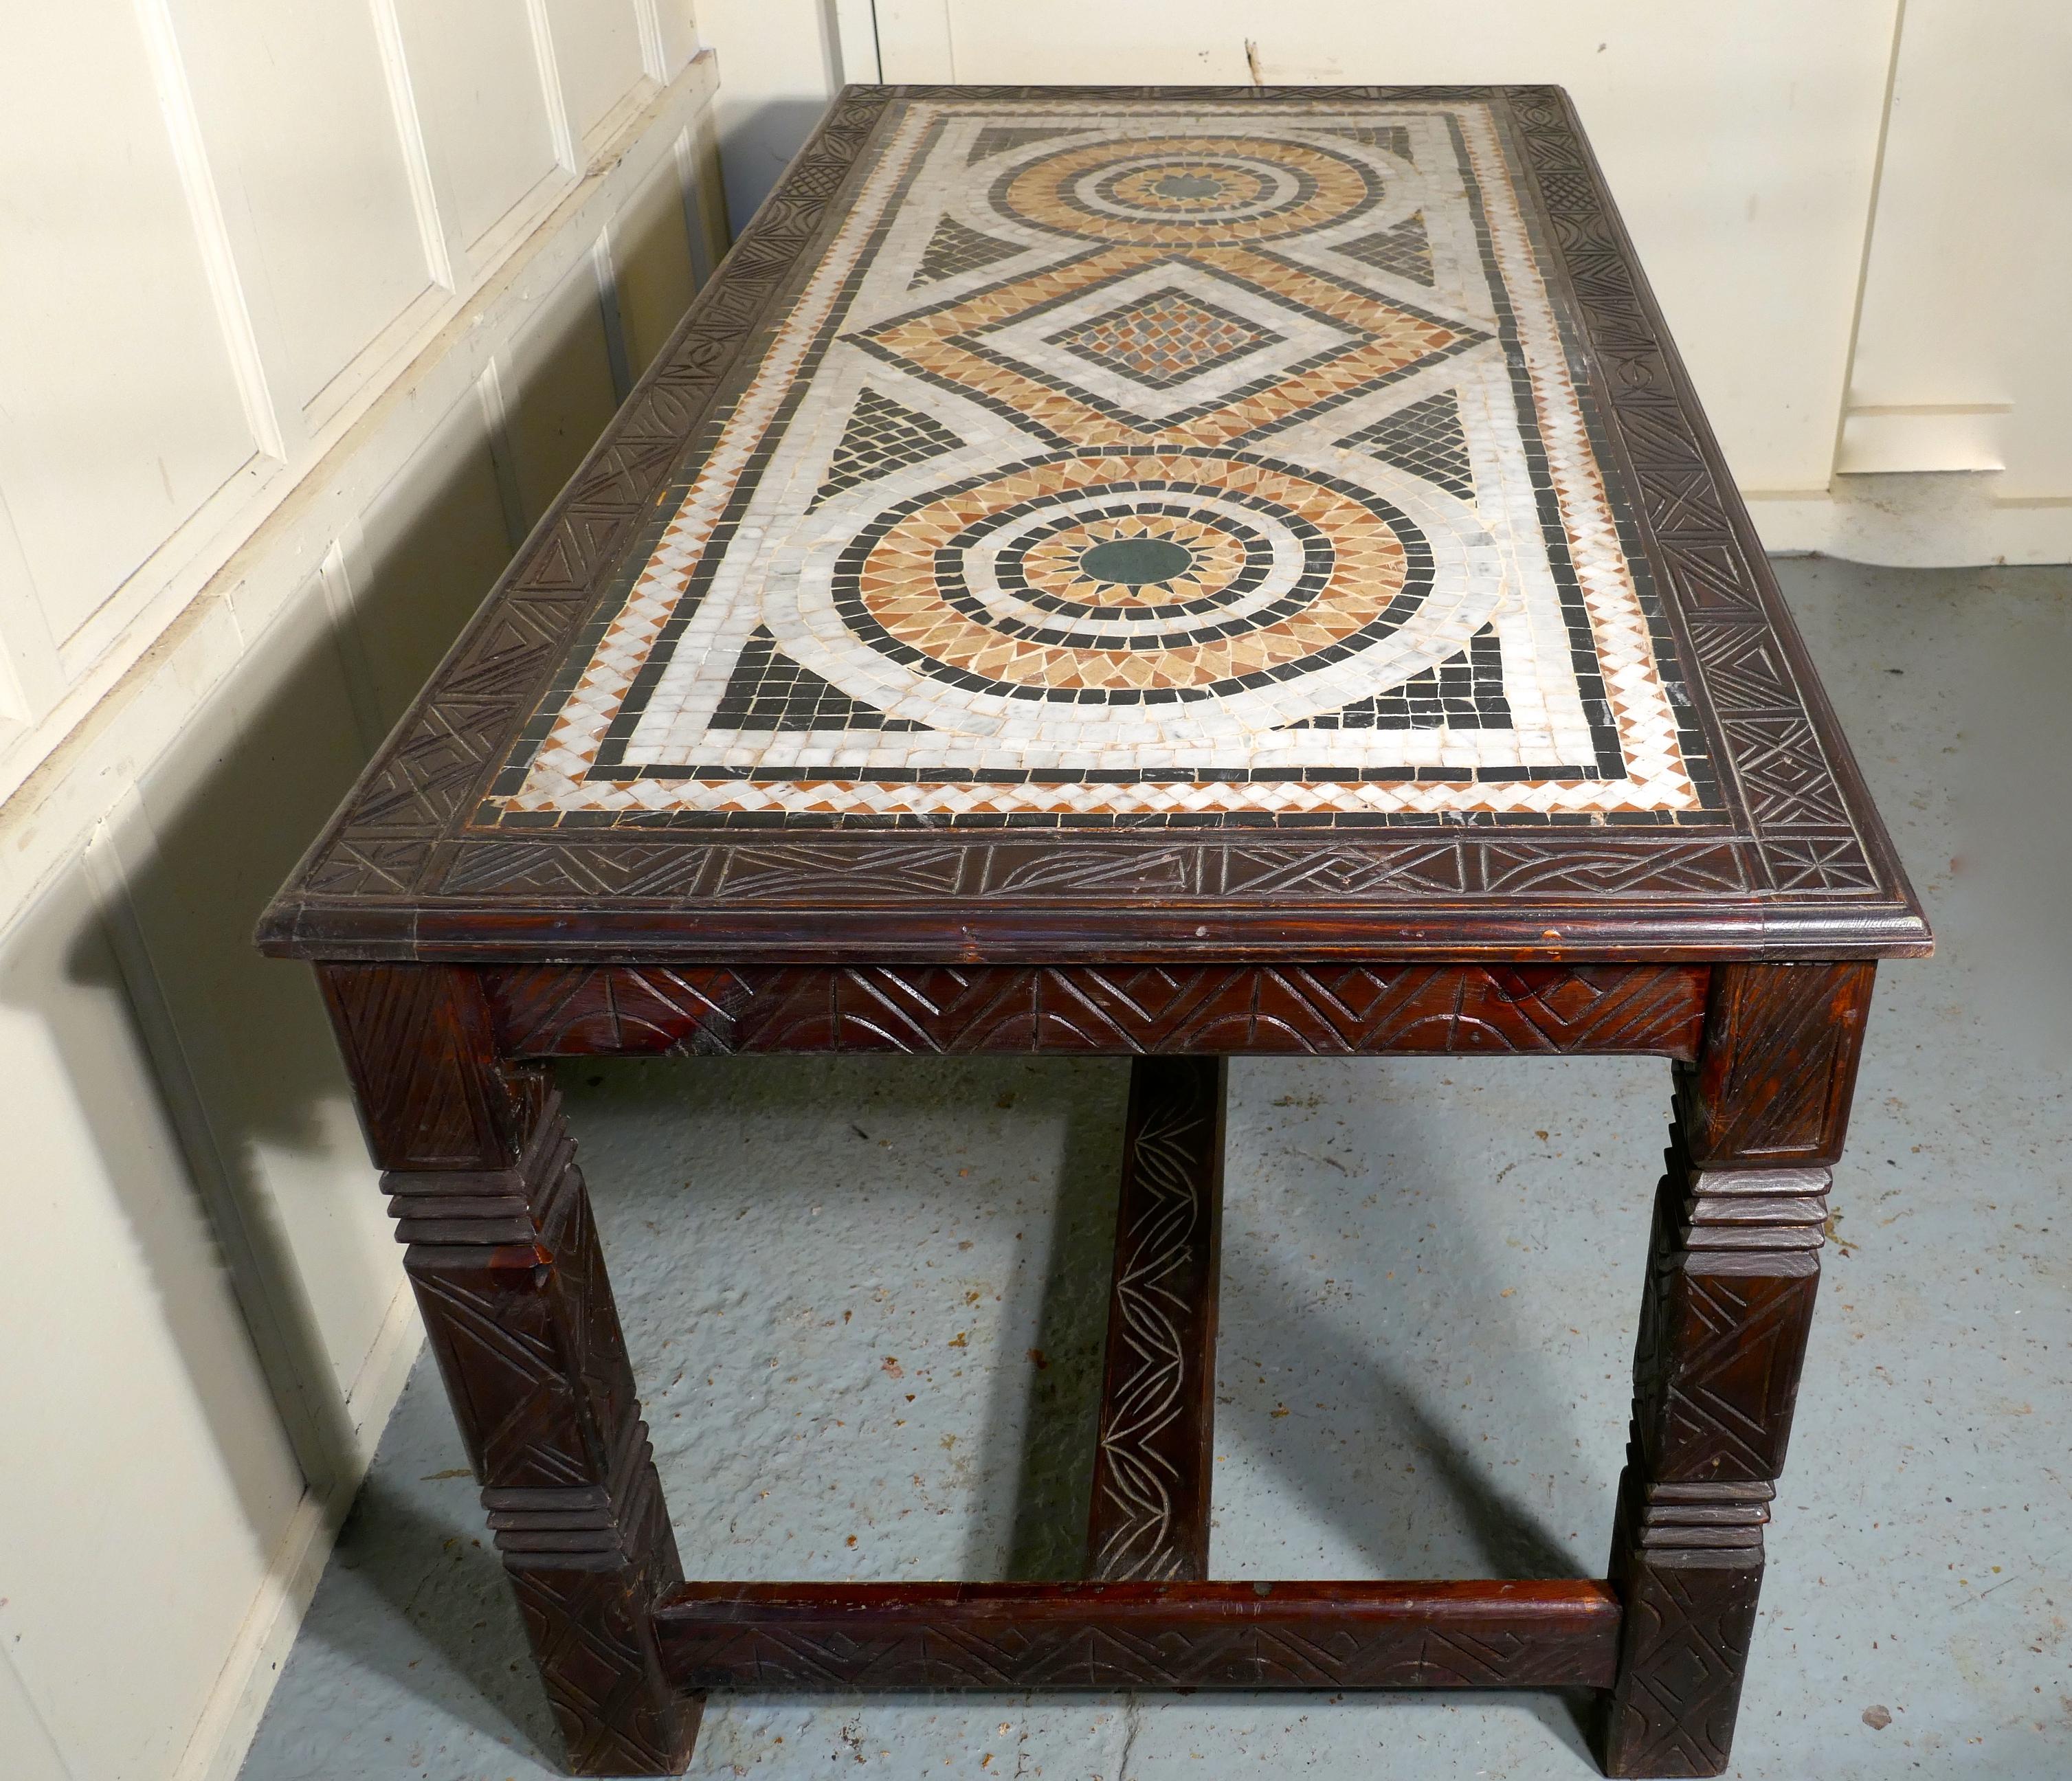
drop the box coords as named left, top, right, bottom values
left=830, top=451, right=1429, bottom=703
left=1012, top=508, right=1263, bottom=619
left=995, top=135, right=1383, bottom=245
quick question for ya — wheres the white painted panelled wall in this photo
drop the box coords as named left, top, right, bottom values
left=716, top=0, right=2072, bottom=564
left=0, top=5, right=726, bottom=1778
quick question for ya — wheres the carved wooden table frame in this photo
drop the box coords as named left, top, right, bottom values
left=263, top=83, right=1931, bottom=1778
left=316, top=955, right=1873, bottom=1778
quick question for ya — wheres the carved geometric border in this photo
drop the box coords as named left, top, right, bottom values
left=481, top=961, right=1711, bottom=1059
left=259, top=86, right=1928, bottom=964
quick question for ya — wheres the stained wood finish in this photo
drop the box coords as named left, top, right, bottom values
left=1601, top=964, right=1869, bottom=1778
left=266, top=79, right=1934, bottom=1781
left=1087, top=1058, right=1227, bottom=1582
left=483, top=963, right=1711, bottom=1060
left=322, top=961, right=538, bottom=1169
left=653, top=1580, right=1623, bottom=1691
left=1683, top=961, right=1876, bottom=1167
left=320, top=966, right=698, bottom=1776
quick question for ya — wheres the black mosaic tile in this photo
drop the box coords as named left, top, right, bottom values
left=1339, top=388, right=1476, bottom=500
left=1327, top=124, right=1414, bottom=161
left=711, top=626, right=928, bottom=731
left=911, top=214, right=1025, bottom=287
left=808, top=388, right=965, bottom=510
left=1337, top=210, right=1434, bottom=284
left=967, top=125, right=1077, bottom=165
left=1284, top=623, right=1513, bottom=730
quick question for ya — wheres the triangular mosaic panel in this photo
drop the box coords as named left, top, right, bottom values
left=1328, top=124, right=1413, bottom=161
left=911, top=214, right=1027, bottom=287
left=1284, top=625, right=1512, bottom=730
left=1339, top=390, right=1476, bottom=500
left=968, top=126, right=1076, bottom=164
left=1338, top=210, right=1435, bottom=284
left=713, top=627, right=928, bottom=731
left=810, top=388, right=965, bottom=509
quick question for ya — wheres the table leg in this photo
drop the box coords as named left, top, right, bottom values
left=320, top=964, right=698, bottom=1776
left=1601, top=962, right=1875, bottom=1777
left=1085, top=1056, right=1227, bottom=1582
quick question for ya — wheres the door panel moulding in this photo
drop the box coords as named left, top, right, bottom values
left=0, top=54, right=721, bottom=882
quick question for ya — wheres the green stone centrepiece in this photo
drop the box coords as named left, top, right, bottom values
left=1078, top=535, right=1195, bottom=587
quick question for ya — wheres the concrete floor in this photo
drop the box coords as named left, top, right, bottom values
left=239, top=557, right=2072, bottom=1780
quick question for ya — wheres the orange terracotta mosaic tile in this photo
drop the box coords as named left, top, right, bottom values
left=489, top=99, right=1719, bottom=829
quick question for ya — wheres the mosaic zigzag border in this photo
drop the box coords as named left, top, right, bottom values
left=260, top=87, right=1922, bottom=961
left=496, top=102, right=1689, bottom=822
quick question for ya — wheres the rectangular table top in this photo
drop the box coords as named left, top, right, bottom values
left=260, top=85, right=1927, bottom=965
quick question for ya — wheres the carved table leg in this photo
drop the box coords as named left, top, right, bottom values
left=1601, top=963, right=1875, bottom=1778
left=321, top=964, right=698, bottom=1777
left=1086, top=1057, right=1227, bottom=1581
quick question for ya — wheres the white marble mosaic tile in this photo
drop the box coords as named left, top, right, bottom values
left=495, top=101, right=1710, bottom=826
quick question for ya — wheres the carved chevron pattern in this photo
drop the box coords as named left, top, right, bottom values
left=288, top=88, right=895, bottom=904
left=509, top=1554, right=696, bottom=1774
left=665, top=1619, right=1605, bottom=1692
left=392, top=1084, right=696, bottom=1774
left=654, top=1583, right=1621, bottom=1691
left=482, top=963, right=1710, bottom=1060
left=320, top=962, right=537, bottom=1169
left=1604, top=1472, right=1765, bottom=1780
left=1685, top=961, right=1875, bottom=1165
left=1504, top=85, right=1876, bottom=890
left=1089, top=1060, right=1224, bottom=1582
left=1631, top=1132, right=1830, bottom=1484
left=1606, top=956, right=1854, bottom=1776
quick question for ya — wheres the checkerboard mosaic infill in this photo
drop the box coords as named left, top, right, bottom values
left=488, top=100, right=1722, bottom=830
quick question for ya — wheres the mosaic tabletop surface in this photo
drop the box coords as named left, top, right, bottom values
left=266, top=87, right=1925, bottom=961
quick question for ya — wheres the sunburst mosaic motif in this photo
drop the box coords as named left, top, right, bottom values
left=488, top=98, right=1720, bottom=828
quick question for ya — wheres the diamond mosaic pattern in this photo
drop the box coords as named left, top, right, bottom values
left=1341, top=390, right=1476, bottom=500
left=493, top=102, right=1712, bottom=831
left=1047, top=289, right=1280, bottom=390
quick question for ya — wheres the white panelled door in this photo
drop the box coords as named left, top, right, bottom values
left=0, top=0, right=700, bottom=807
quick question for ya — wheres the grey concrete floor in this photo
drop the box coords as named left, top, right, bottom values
left=240, top=557, right=2072, bottom=1780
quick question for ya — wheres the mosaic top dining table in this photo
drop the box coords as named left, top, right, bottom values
left=259, top=84, right=1930, bottom=1778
